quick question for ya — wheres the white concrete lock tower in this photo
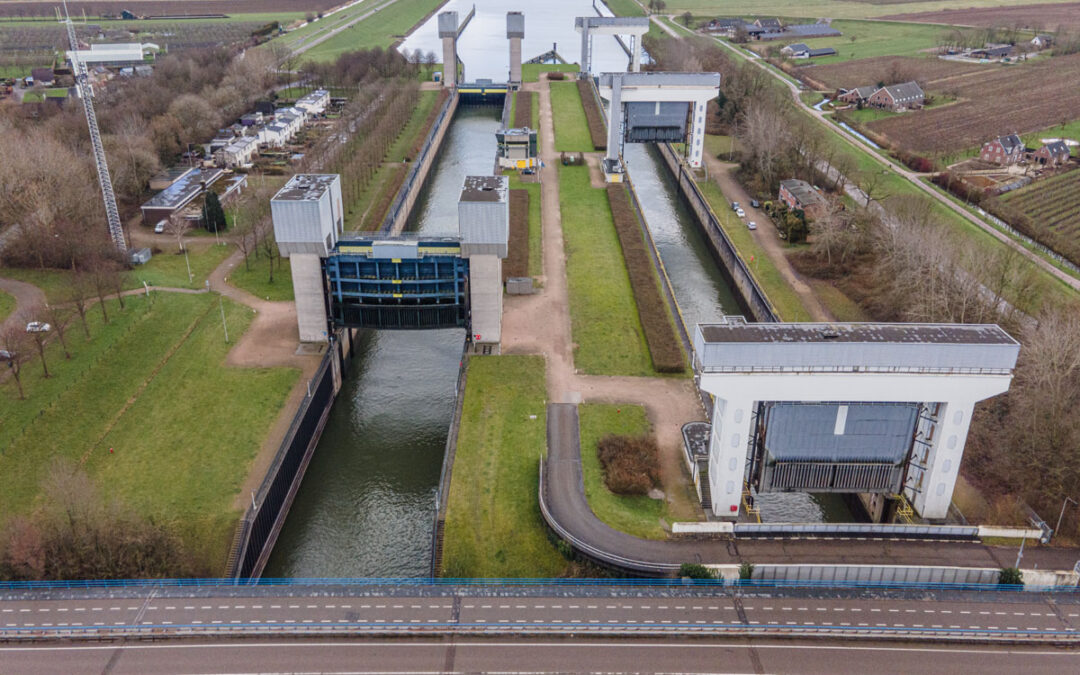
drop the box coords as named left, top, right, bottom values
left=270, top=174, right=343, bottom=343
left=439, top=11, right=459, bottom=88
left=507, top=12, right=524, bottom=86
left=693, top=319, right=1020, bottom=521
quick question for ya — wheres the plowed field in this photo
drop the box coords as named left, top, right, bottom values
left=865, top=52, right=1080, bottom=153
left=882, top=2, right=1080, bottom=32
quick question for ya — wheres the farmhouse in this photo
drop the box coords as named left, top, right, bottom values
left=866, top=81, right=924, bottom=111
left=1034, top=141, right=1071, bottom=166
left=707, top=18, right=745, bottom=34
left=837, top=85, right=877, bottom=105
left=30, top=68, right=54, bottom=86
left=1031, top=34, right=1054, bottom=49
left=970, top=44, right=1013, bottom=60
left=755, top=18, right=783, bottom=33
left=781, top=43, right=837, bottom=59
left=779, top=179, right=827, bottom=219
left=979, top=134, right=1025, bottom=165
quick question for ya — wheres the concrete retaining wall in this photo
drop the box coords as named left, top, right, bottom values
left=655, top=143, right=778, bottom=322
left=381, top=92, right=459, bottom=235
left=429, top=343, right=471, bottom=577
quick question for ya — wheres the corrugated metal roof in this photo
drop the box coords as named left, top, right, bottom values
left=625, top=101, right=689, bottom=129
left=764, top=403, right=917, bottom=463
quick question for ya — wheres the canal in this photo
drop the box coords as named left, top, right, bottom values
left=266, top=3, right=839, bottom=578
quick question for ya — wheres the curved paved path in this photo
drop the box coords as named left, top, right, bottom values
left=0, top=276, right=46, bottom=333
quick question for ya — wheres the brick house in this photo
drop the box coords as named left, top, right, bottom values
left=779, top=179, right=827, bottom=220
left=1034, top=140, right=1071, bottom=166
left=837, top=85, right=877, bottom=105
left=979, top=134, right=1024, bottom=165
left=865, top=81, right=925, bottom=111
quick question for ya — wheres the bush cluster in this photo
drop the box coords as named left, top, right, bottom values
left=576, top=79, right=608, bottom=150
left=597, top=433, right=661, bottom=495
left=504, top=189, right=530, bottom=279
left=606, top=184, right=685, bottom=373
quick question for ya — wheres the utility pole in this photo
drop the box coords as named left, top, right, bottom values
left=1055, top=496, right=1077, bottom=541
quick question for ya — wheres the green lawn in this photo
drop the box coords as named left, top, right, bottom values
left=0, top=292, right=297, bottom=572
left=601, top=0, right=646, bottom=17
left=550, top=81, right=595, bottom=153
left=695, top=178, right=811, bottom=321
left=228, top=253, right=293, bottom=302
left=135, top=242, right=233, bottom=290
left=522, top=63, right=579, bottom=83
left=507, top=173, right=543, bottom=276
left=704, top=133, right=736, bottom=159
left=843, top=106, right=898, bottom=124
left=771, top=19, right=949, bottom=65
left=663, top=0, right=1061, bottom=21
left=441, top=355, right=567, bottom=578
left=0, top=290, right=14, bottom=323
left=559, top=165, right=654, bottom=376
left=294, top=0, right=446, bottom=62
left=579, top=404, right=668, bottom=540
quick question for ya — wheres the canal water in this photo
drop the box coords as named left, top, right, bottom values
left=267, top=3, right=839, bottom=578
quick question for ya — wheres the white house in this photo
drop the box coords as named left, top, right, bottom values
left=295, top=89, right=330, bottom=116
left=219, top=135, right=260, bottom=168
left=260, top=122, right=289, bottom=147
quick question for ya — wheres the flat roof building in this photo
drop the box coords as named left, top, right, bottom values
left=141, top=168, right=224, bottom=225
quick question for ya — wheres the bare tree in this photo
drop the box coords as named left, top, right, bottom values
left=0, top=323, right=31, bottom=399
left=164, top=214, right=192, bottom=253
left=19, top=306, right=50, bottom=378
left=66, top=271, right=94, bottom=339
left=260, top=224, right=278, bottom=284
left=44, top=304, right=74, bottom=360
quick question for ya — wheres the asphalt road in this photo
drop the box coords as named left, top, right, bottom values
left=3, top=637, right=1080, bottom=674
left=3, top=584, right=1080, bottom=643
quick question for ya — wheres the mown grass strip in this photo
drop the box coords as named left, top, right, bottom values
left=559, top=164, right=654, bottom=376
left=606, top=184, right=685, bottom=373
left=550, top=81, right=595, bottom=153
left=441, top=355, right=566, bottom=578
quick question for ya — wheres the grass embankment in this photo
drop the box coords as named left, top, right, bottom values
left=0, top=243, right=232, bottom=303
left=522, top=63, right=579, bottom=83
left=550, top=81, right=595, bottom=153
left=440, top=356, right=566, bottom=578
left=559, top=165, right=654, bottom=376
left=227, top=254, right=294, bottom=302
left=606, top=184, right=685, bottom=373
left=0, top=290, right=14, bottom=322
left=284, top=0, right=446, bottom=61
left=577, top=80, right=608, bottom=150
left=0, top=292, right=298, bottom=570
left=507, top=173, right=542, bottom=277
left=579, top=404, right=668, bottom=540
left=601, top=0, right=646, bottom=17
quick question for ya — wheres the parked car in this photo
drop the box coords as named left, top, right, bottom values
left=750, top=199, right=761, bottom=208
left=731, top=201, right=740, bottom=211
left=735, top=208, right=745, bottom=218
left=521, top=168, right=535, bottom=175
left=747, top=221, right=757, bottom=230
left=154, top=219, right=168, bottom=233
left=26, top=321, right=51, bottom=333
left=0, top=349, right=11, bottom=361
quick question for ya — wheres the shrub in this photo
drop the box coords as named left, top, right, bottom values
left=576, top=79, right=608, bottom=150
left=606, top=185, right=685, bottom=373
left=998, top=567, right=1023, bottom=585
left=739, top=561, right=755, bottom=580
left=597, top=433, right=661, bottom=495
left=504, top=189, right=530, bottom=280
left=679, top=563, right=714, bottom=579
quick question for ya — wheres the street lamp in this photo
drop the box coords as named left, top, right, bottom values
left=1055, top=496, right=1077, bottom=541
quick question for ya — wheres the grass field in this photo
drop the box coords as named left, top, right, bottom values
left=0, top=13, right=303, bottom=28
left=0, top=290, right=14, bottom=323
left=761, top=19, right=950, bottom=65
left=559, top=164, right=654, bottom=376
left=579, top=404, right=668, bottom=540
left=522, top=63, right=579, bottom=83
left=550, top=81, right=595, bottom=153
left=663, top=0, right=1080, bottom=21
left=293, top=0, right=445, bottom=62
left=507, top=173, right=543, bottom=277
left=600, top=0, right=646, bottom=17
left=227, top=252, right=293, bottom=302
left=0, top=292, right=297, bottom=571
left=440, top=355, right=567, bottom=578
left=695, top=175, right=812, bottom=321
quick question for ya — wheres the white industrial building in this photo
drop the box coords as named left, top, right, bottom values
left=458, top=175, right=508, bottom=352
left=66, top=43, right=157, bottom=66
left=693, top=318, right=1020, bottom=521
left=271, top=174, right=344, bottom=342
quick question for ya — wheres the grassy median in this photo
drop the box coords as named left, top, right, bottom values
left=440, top=355, right=566, bottom=578
left=580, top=404, right=668, bottom=540
left=550, top=81, right=595, bottom=153
left=559, top=164, right=654, bottom=376
left=0, top=292, right=298, bottom=570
